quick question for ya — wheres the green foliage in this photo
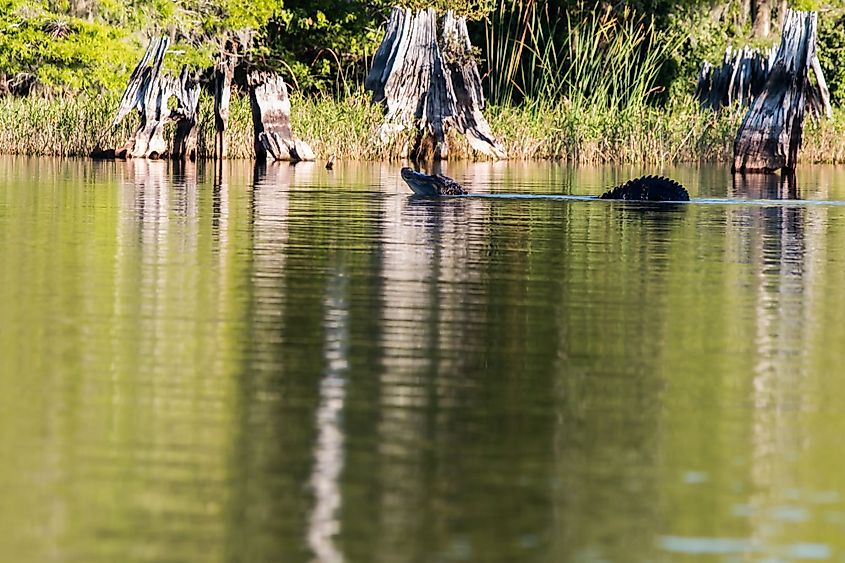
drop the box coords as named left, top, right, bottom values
left=818, top=8, right=845, bottom=105
left=396, top=0, right=494, bottom=20
left=0, top=0, right=291, bottom=94
left=260, top=0, right=391, bottom=93
left=484, top=1, right=680, bottom=113
left=0, top=0, right=140, bottom=93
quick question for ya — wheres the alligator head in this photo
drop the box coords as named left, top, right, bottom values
left=400, top=167, right=468, bottom=196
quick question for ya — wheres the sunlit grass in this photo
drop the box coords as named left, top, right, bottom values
left=0, top=90, right=842, bottom=165
left=484, top=1, right=677, bottom=114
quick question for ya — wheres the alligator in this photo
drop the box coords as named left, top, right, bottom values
left=400, top=167, right=690, bottom=201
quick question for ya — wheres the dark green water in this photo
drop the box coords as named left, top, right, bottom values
left=2, top=157, right=845, bottom=562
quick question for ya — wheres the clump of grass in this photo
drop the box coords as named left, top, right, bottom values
left=475, top=96, right=745, bottom=164
left=0, top=93, right=135, bottom=156
left=803, top=107, right=845, bottom=163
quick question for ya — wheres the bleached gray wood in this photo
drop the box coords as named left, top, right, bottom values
left=171, top=67, right=201, bottom=160
left=733, top=10, right=817, bottom=173
left=113, top=36, right=166, bottom=127
left=247, top=70, right=314, bottom=162
left=698, top=28, right=830, bottom=121
left=365, top=6, right=407, bottom=102
left=365, top=7, right=507, bottom=160
left=696, top=45, right=774, bottom=110
left=109, top=36, right=200, bottom=159
left=810, top=55, right=832, bottom=118
left=214, top=50, right=236, bottom=160
left=111, top=36, right=172, bottom=158
left=441, top=13, right=507, bottom=159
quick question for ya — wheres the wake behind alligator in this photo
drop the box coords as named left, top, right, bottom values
left=400, top=167, right=690, bottom=202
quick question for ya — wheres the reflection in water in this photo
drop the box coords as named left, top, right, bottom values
left=732, top=172, right=798, bottom=199
left=4, top=160, right=845, bottom=562
left=308, top=272, right=349, bottom=563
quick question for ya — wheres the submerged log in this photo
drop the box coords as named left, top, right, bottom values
left=733, top=10, right=817, bottom=173
left=247, top=71, right=315, bottom=162
left=365, top=7, right=506, bottom=161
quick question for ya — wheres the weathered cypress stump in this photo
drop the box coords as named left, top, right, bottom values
left=696, top=46, right=775, bottom=110
left=109, top=36, right=202, bottom=160
left=697, top=43, right=831, bottom=118
left=112, top=36, right=171, bottom=158
left=441, top=13, right=507, bottom=159
left=808, top=54, right=833, bottom=119
left=214, top=47, right=236, bottom=160
left=365, top=7, right=507, bottom=161
left=171, top=67, right=201, bottom=160
left=732, top=10, right=817, bottom=173
left=247, top=71, right=315, bottom=162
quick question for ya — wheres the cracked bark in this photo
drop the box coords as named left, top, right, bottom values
left=365, top=7, right=507, bottom=161
left=733, top=10, right=816, bottom=173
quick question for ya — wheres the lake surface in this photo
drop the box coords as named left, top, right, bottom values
left=2, top=157, right=845, bottom=562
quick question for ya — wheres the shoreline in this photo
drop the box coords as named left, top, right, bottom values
left=1, top=92, right=844, bottom=165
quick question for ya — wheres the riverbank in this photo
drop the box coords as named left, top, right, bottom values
left=1, top=92, right=844, bottom=164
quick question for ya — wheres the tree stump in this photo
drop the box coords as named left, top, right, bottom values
left=365, top=7, right=507, bottom=161
left=696, top=43, right=830, bottom=117
left=808, top=54, right=832, bottom=119
left=733, top=10, right=817, bottom=173
left=112, top=36, right=171, bottom=158
left=171, top=67, right=201, bottom=160
left=213, top=49, right=236, bottom=160
left=109, top=36, right=202, bottom=160
left=696, top=46, right=775, bottom=110
left=247, top=71, right=315, bottom=162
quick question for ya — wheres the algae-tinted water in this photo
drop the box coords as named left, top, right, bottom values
left=2, top=158, right=845, bottom=562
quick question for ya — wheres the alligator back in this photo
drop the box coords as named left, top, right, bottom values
left=599, top=175, right=689, bottom=202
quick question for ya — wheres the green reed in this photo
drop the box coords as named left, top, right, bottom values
left=484, top=1, right=679, bottom=115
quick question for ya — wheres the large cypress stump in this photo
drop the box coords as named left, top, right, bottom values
left=112, top=36, right=171, bottom=158
left=696, top=46, right=775, bottom=110
left=365, top=7, right=507, bottom=161
left=247, top=71, right=315, bottom=162
left=732, top=10, right=817, bottom=173
left=110, top=36, right=201, bottom=160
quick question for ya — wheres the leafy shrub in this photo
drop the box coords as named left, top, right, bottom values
left=817, top=9, right=845, bottom=105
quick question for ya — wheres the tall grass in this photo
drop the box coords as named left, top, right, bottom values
left=0, top=93, right=136, bottom=157
left=0, top=88, right=408, bottom=160
left=484, top=1, right=679, bottom=114
left=0, top=90, right=842, bottom=165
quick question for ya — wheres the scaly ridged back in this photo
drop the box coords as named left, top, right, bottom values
left=599, top=175, right=689, bottom=201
